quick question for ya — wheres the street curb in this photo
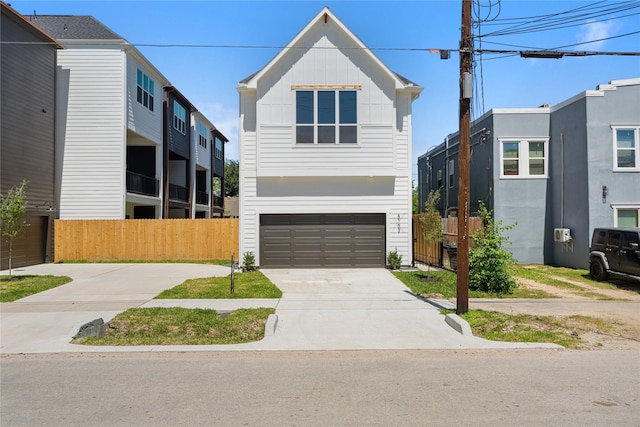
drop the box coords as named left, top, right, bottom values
left=445, top=313, right=473, bottom=336
left=265, top=314, right=278, bottom=336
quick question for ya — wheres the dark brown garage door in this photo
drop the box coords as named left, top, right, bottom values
left=260, top=213, right=386, bottom=268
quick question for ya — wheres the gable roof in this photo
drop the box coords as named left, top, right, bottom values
left=1, top=3, right=64, bottom=48
left=238, top=7, right=422, bottom=96
left=24, top=15, right=124, bottom=41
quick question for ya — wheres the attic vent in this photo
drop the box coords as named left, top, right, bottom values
left=324, top=13, right=328, bottom=23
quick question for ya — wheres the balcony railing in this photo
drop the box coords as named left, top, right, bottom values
left=196, top=190, right=209, bottom=205
left=213, top=195, right=223, bottom=208
left=169, top=184, right=189, bottom=202
left=127, top=171, right=159, bottom=197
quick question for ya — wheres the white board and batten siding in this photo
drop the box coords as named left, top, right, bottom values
left=56, top=48, right=126, bottom=219
left=239, top=7, right=421, bottom=266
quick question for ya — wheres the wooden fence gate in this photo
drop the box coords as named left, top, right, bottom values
left=412, top=215, right=483, bottom=268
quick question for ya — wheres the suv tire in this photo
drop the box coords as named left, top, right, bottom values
left=589, top=258, right=609, bottom=282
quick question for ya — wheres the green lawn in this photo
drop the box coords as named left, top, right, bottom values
left=155, top=271, right=282, bottom=299
left=0, top=275, right=73, bottom=302
left=393, top=269, right=553, bottom=299
left=73, top=307, right=275, bottom=345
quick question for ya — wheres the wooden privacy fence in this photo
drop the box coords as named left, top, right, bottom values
left=413, top=215, right=483, bottom=267
left=54, top=219, right=239, bottom=262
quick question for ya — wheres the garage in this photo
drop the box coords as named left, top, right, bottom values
left=260, top=213, right=386, bottom=268
left=0, top=215, right=48, bottom=270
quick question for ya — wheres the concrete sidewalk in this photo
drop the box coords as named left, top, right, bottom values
left=1, top=264, right=560, bottom=353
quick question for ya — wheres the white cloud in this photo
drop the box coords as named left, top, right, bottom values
left=576, top=20, right=617, bottom=50
left=197, top=102, right=240, bottom=161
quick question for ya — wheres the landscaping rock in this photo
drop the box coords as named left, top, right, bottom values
left=76, top=318, right=108, bottom=338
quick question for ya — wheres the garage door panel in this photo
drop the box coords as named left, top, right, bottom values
left=260, top=213, right=386, bottom=268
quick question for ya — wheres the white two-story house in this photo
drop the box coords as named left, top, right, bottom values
left=238, top=7, right=422, bottom=268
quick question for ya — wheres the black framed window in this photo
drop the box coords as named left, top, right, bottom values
left=295, top=90, right=357, bottom=144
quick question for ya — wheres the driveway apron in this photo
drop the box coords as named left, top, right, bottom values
left=0, top=263, right=231, bottom=354
left=257, top=269, right=550, bottom=350
left=1, top=265, right=558, bottom=353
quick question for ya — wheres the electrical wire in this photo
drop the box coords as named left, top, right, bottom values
left=478, top=1, right=639, bottom=38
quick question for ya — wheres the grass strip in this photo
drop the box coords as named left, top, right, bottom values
left=0, top=275, right=73, bottom=302
left=452, top=309, right=619, bottom=349
left=74, top=307, right=275, bottom=345
left=393, top=270, right=554, bottom=299
left=155, top=271, right=282, bottom=299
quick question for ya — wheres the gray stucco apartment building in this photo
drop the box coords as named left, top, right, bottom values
left=418, top=78, right=640, bottom=269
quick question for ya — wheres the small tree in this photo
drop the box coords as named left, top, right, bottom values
left=224, top=159, right=239, bottom=197
left=1, top=179, right=29, bottom=279
left=469, top=201, right=517, bottom=296
left=419, top=190, right=442, bottom=274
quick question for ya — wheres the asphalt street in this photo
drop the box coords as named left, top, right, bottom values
left=1, top=349, right=638, bottom=426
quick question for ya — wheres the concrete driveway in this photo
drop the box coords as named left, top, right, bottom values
left=1, top=264, right=558, bottom=353
left=0, top=263, right=232, bottom=353
left=257, top=268, right=554, bottom=350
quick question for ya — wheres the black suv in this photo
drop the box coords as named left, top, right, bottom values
left=589, top=228, right=640, bottom=281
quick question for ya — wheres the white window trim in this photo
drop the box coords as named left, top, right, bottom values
left=499, top=138, right=549, bottom=179
left=612, top=125, right=640, bottom=172
left=612, top=204, right=640, bottom=227
left=293, top=89, right=359, bottom=146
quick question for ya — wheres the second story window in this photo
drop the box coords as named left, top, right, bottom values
left=448, top=159, right=455, bottom=188
left=173, top=101, right=186, bottom=135
left=136, top=69, right=154, bottom=112
left=198, top=122, right=208, bottom=148
left=296, top=90, right=357, bottom=144
left=500, top=139, right=548, bottom=178
left=613, top=127, right=639, bottom=171
left=215, top=137, right=223, bottom=160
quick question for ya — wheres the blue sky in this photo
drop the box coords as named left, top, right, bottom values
left=12, top=1, right=640, bottom=179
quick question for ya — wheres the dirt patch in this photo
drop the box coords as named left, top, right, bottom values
left=481, top=276, right=640, bottom=350
left=517, top=278, right=587, bottom=299
left=418, top=277, right=442, bottom=283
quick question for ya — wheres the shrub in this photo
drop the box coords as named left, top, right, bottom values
left=241, top=251, right=257, bottom=272
left=469, top=202, right=517, bottom=296
left=387, top=249, right=402, bottom=270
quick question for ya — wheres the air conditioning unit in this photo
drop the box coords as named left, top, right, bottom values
left=554, top=228, right=572, bottom=242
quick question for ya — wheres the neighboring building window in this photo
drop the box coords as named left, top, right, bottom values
left=448, top=159, right=455, bottom=188
left=214, top=137, right=223, bottom=160
left=614, top=206, right=640, bottom=227
left=613, top=127, right=639, bottom=170
left=296, top=90, right=357, bottom=144
left=136, top=69, right=154, bottom=111
left=173, top=101, right=186, bottom=135
left=437, top=169, right=443, bottom=189
left=500, top=139, right=548, bottom=178
left=198, top=122, right=208, bottom=148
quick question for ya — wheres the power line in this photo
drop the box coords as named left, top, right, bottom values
left=3, top=39, right=638, bottom=58
left=478, top=1, right=639, bottom=37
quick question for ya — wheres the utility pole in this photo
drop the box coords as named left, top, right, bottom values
left=457, top=0, right=472, bottom=315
